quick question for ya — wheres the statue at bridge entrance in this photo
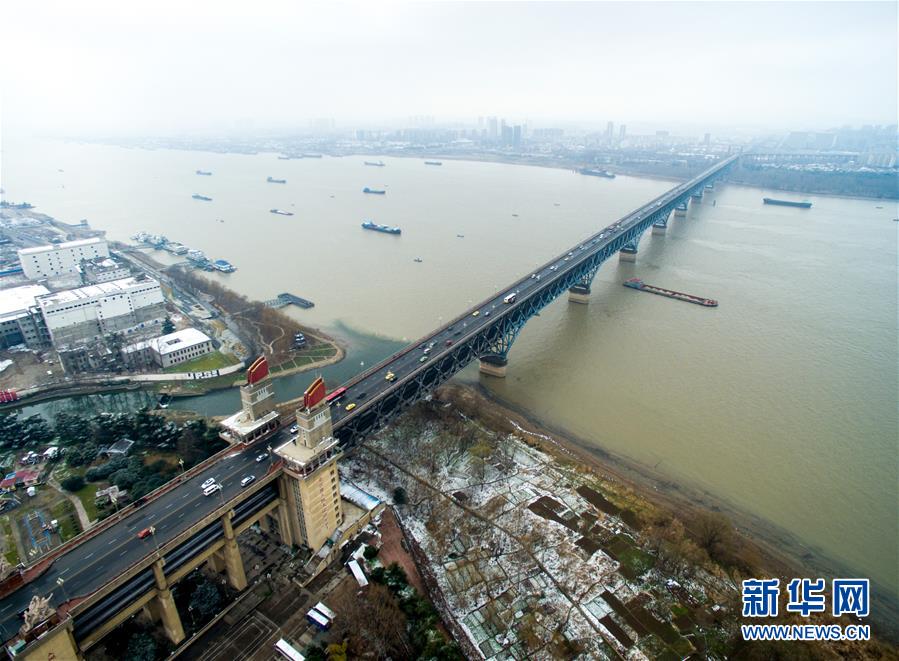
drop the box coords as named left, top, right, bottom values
left=19, top=593, right=55, bottom=635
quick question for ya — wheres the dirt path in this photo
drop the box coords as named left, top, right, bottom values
left=48, top=472, right=93, bottom=531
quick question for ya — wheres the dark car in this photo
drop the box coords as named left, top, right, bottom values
left=356, top=391, right=367, bottom=399
left=445, top=339, right=454, bottom=346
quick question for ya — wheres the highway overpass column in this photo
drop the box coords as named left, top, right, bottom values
left=276, top=476, right=296, bottom=547
left=221, top=512, right=248, bottom=592
left=151, top=559, right=185, bottom=645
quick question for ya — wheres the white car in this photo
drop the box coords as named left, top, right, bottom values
left=201, top=478, right=215, bottom=490
left=255, top=453, right=268, bottom=463
left=240, top=475, right=256, bottom=488
left=203, top=483, right=222, bottom=496
left=289, top=424, right=299, bottom=434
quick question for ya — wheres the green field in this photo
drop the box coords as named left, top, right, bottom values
left=272, top=345, right=338, bottom=373
left=75, top=482, right=99, bottom=521
left=164, top=351, right=239, bottom=374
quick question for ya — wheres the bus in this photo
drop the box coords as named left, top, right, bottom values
left=503, top=293, right=517, bottom=304
left=325, top=387, right=348, bottom=405
left=306, top=607, right=331, bottom=631
left=274, top=638, right=305, bottom=661
left=313, top=601, right=337, bottom=621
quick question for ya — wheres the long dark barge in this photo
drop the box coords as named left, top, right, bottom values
left=623, top=278, right=718, bottom=307
left=763, top=198, right=811, bottom=208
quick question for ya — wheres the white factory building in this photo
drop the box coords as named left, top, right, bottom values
left=0, top=284, right=51, bottom=349
left=123, top=328, right=214, bottom=369
left=36, top=275, right=166, bottom=347
left=18, top=238, right=109, bottom=280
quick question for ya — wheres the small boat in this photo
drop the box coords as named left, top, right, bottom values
left=192, top=194, right=212, bottom=201
left=266, top=176, right=287, bottom=184
left=424, top=161, right=443, bottom=166
left=456, top=234, right=465, bottom=238
left=414, top=257, right=423, bottom=263
left=212, top=259, right=236, bottom=273
left=157, top=393, right=172, bottom=409
left=364, top=161, right=386, bottom=167
left=511, top=213, right=518, bottom=217
left=196, top=170, right=213, bottom=176
left=270, top=209, right=294, bottom=216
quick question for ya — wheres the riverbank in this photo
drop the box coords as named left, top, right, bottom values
left=435, top=383, right=899, bottom=642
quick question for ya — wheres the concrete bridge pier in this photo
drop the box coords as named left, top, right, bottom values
left=690, top=191, right=703, bottom=204
left=568, top=283, right=591, bottom=304
left=479, top=355, right=508, bottom=378
left=619, top=241, right=638, bottom=263
left=652, top=212, right=670, bottom=236
left=151, top=559, right=185, bottom=645
left=19, top=620, right=81, bottom=661
left=221, top=512, right=248, bottom=592
left=674, top=203, right=688, bottom=217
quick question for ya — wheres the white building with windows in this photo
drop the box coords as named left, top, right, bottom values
left=37, top=275, right=165, bottom=347
left=151, top=328, right=214, bottom=368
left=18, top=238, right=109, bottom=280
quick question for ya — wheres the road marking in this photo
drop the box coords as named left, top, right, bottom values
left=85, top=553, right=94, bottom=559
left=120, top=550, right=128, bottom=556
left=166, top=503, right=173, bottom=509
left=178, top=512, right=185, bottom=518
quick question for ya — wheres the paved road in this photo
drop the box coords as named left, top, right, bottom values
left=0, top=443, right=274, bottom=639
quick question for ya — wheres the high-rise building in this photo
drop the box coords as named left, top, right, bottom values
left=512, top=125, right=522, bottom=148
left=619, top=124, right=627, bottom=139
left=606, top=121, right=614, bottom=140
left=276, top=377, right=344, bottom=551
left=704, top=132, right=711, bottom=146
left=488, top=116, right=499, bottom=139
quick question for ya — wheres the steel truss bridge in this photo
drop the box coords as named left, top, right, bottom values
left=330, top=155, right=739, bottom=445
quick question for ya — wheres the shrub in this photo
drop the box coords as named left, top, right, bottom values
left=60, top=475, right=85, bottom=492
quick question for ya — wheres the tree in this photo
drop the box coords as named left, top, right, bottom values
left=162, top=316, right=176, bottom=334
left=189, top=579, right=222, bottom=619
left=0, top=414, right=23, bottom=450
left=328, top=582, right=412, bottom=659
left=61, top=475, right=85, bottom=492
left=393, top=486, right=407, bottom=505
left=20, top=415, right=53, bottom=447
left=124, top=632, right=156, bottom=661
left=54, top=412, right=93, bottom=446
left=363, top=545, right=380, bottom=561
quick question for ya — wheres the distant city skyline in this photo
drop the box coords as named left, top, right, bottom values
left=1, top=1, right=895, bottom=137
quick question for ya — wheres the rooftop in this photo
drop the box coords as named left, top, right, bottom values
left=0, top=284, right=50, bottom=318
left=18, top=237, right=106, bottom=256
left=153, top=328, right=211, bottom=355
left=36, top=276, right=157, bottom=307
left=275, top=434, right=339, bottom=468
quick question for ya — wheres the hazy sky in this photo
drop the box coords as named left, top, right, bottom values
left=1, top=1, right=895, bottom=136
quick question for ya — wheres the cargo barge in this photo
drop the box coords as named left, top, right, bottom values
left=270, top=209, right=294, bottom=216
left=266, top=176, right=287, bottom=184
left=362, top=187, right=386, bottom=195
left=578, top=167, right=616, bottom=179
left=361, top=220, right=401, bottom=235
left=195, top=170, right=213, bottom=176
left=192, top=194, right=212, bottom=201
left=623, top=278, right=717, bottom=307
left=763, top=198, right=812, bottom=208
left=424, top=161, right=443, bottom=166
left=364, top=160, right=386, bottom=167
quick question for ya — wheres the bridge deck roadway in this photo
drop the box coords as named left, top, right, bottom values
left=0, top=155, right=736, bottom=644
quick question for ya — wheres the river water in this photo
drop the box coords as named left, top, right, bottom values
left=2, top=138, right=896, bottom=604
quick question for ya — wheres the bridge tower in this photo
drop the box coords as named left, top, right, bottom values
left=219, top=356, right=281, bottom=444
left=274, top=377, right=344, bottom=552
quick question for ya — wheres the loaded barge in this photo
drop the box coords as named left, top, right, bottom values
left=361, top=220, right=401, bottom=235
left=623, top=278, right=717, bottom=307
left=763, top=198, right=811, bottom=208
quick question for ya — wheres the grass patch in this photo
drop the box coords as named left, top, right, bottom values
left=50, top=500, right=81, bottom=541
left=606, top=534, right=655, bottom=577
left=1, top=516, right=19, bottom=564
left=74, top=482, right=99, bottom=521
left=164, top=351, right=239, bottom=373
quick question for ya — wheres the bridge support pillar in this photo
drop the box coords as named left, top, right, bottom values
left=674, top=204, right=687, bottom=218
left=151, top=559, right=185, bottom=645
left=479, top=355, right=508, bottom=378
left=206, top=550, right=225, bottom=573
left=568, top=283, right=591, bottom=304
left=221, top=512, right=248, bottom=592
left=20, top=619, right=81, bottom=661
left=690, top=192, right=703, bottom=204
left=619, top=245, right=638, bottom=263
left=651, top=222, right=667, bottom=236
left=276, top=477, right=295, bottom=547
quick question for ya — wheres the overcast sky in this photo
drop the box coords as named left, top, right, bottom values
left=1, top=1, right=895, bottom=137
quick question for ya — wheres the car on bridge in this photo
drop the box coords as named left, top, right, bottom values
left=203, top=483, right=222, bottom=496
left=289, top=424, right=299, bottom=434
left=201, top=478, right=215, bottom=490
left=345, top=403, right=356, bottom=411
left=137, top=527, right=152, bottom=539
left=471, top=310, right=479, bottom=317
left=240, top=475, right=255, bottom=488
left=419, top=355, right=428, bottom=363
left=385, top=371, right=396, bottom=382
